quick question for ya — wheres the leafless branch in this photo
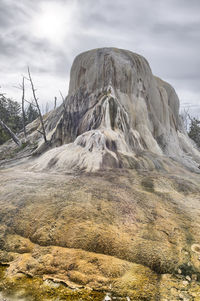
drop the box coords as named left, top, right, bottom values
left=59, top=90, right=66, bottom=112
left=13, top=85, right=23, bottom=90
left=21, top=77, right=27, bottom=140
left=27, top=67, right=48, bottom=144
left=23, top=76, right=31, bottom=81
left=24, top=99, right=37, bottom=107
left=0, top=118, right=21, bottom=147
left=54, top=97, right=57, bottom=110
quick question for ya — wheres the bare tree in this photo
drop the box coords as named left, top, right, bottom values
left=27, top=67, right=48, bottom=144
left=59, top=91, right=66, bottom=112
left=54, top=97, right=57, bottom=110
left=0, top=118, right=21, bottom=147
left=45, top=101, right=50, bottom=114
left=20, top=77, right=27, bottom=141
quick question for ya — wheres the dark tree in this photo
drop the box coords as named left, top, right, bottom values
left=188, top=117, right=200, bottom=148
left=25, top=104, right=39, bottom=124
left=0, top=93, right=22, bottom=145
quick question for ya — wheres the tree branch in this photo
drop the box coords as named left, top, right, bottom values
left=27, top=67, right=48, bottom=144
left=24, top=99, right=37, bottom=107
left=59, top=90, right=66, bottom=112
left=0, top=118, right=21, bottom=147
left=21, top=76, right=27, bottom=140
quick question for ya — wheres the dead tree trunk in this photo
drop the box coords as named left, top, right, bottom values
left=59, top=91, right=66, bottom=112
left=21, top=77, right=27, bottom=141
left=27, top=67, right=48, bottom=144
left=54, top=97, right=57, bottom=109
left=0, top=118, right=21, bottom=147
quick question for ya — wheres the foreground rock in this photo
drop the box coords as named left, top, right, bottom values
left=0, top=167, right=200, bottom=300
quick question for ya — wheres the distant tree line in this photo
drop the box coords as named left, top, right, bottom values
left=0, top=93, right=39, bottom=145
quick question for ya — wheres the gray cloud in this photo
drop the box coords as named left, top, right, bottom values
left=0, top=0, right=200, bottom=115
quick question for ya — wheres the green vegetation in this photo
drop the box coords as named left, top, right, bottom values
left=25, top=103, right=39, bottom=125
left=0, top=93, right=39, bottom=145
left=188, top=117, right=200, bottom=148
left=0, top=94, right=22, bottom=144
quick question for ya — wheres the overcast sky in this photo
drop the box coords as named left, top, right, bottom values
left=0, top=0, right=200, bottom=115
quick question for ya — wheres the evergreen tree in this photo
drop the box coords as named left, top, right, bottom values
left=25, top=104, right=39, bottom=124
left=0, top=94, right=22, bottom=145
left=188, top=117, right=200, bottom=148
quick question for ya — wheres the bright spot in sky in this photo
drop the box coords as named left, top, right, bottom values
left=32, top=1, right=77, bottom=44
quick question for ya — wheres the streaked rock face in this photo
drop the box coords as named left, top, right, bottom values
left=34, top=48, right=200, bottom=172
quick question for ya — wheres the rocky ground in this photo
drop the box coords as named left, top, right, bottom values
left=0, top=159, right=200, bottom=300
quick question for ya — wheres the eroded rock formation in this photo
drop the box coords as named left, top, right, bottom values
left=1, top=48, right=200, bottom=300
left=32, top=48, right=200, bottom=172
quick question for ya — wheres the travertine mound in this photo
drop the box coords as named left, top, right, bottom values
left=32, top=48, right=200, bottom=172
left=1, top=48, right=200, bottom=301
